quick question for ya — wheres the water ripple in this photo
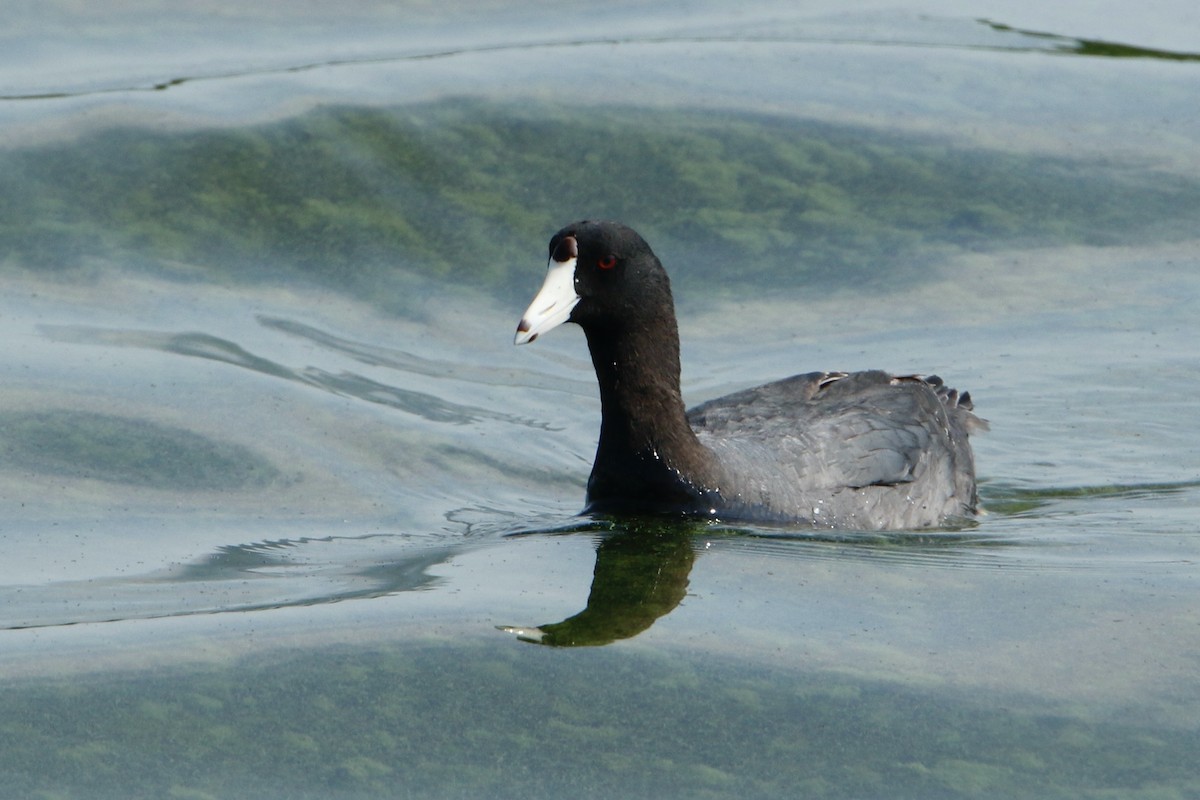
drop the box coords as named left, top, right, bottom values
left=5, top=16, right=1196, bottom=104
left=0, top=535, right=458, bottom=631
left=39, top=323, right=557, bottom=429
left=258, top=315, right=592, bottom=395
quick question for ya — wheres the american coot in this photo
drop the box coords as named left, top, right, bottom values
left=515, top=220, right=985, bottom=529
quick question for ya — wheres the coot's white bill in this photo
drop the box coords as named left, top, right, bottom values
left=515, top=256, right=578, bottom=345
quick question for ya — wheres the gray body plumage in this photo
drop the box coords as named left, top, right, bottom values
left=689, top=370, right=984, bottom=528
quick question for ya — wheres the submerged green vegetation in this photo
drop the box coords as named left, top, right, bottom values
left=2, top=640, right=1196, bottom=800
left=3, top=99, right=1198, bottom=310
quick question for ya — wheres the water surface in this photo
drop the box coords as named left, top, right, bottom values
left=2, top=2, right=1199, bottom=798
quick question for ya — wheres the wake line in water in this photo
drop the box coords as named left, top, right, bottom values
left=39, top=323, right=558, bottom=430
left=501, top=514, right=1045, bottom=573
left=0, top=536, right=460, bottom=631
left=258, top=315, right=593, bottom=395
left=6, top=18, right=1194, bottom=103
left=499, top=500, right=1199, bottom=575
left=980, top=479, right=1200, bottom=516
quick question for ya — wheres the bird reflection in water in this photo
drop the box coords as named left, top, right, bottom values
left=500, top=523, right=697, bottom=647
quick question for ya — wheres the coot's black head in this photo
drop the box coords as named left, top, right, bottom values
left=515, top=220, right=674, bottom=345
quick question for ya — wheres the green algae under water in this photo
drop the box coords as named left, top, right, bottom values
left=4, top=101, right=1199, bottom=314
left=5, top=638, right=1197, bottom=800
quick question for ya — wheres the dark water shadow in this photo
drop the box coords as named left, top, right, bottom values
left=0, top=408, right=279, bottom=490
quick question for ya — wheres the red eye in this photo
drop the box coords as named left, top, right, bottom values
left=597, top=255, right=617, bottom=270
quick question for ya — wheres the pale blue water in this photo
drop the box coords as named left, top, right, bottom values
left=1, top=2, right=1199, bottom=798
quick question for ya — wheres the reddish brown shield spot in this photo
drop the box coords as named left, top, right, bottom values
left=552, top=235, right=578, bottom=263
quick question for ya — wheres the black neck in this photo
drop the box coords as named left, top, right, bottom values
left=582, top=316, right=720, bottom=513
